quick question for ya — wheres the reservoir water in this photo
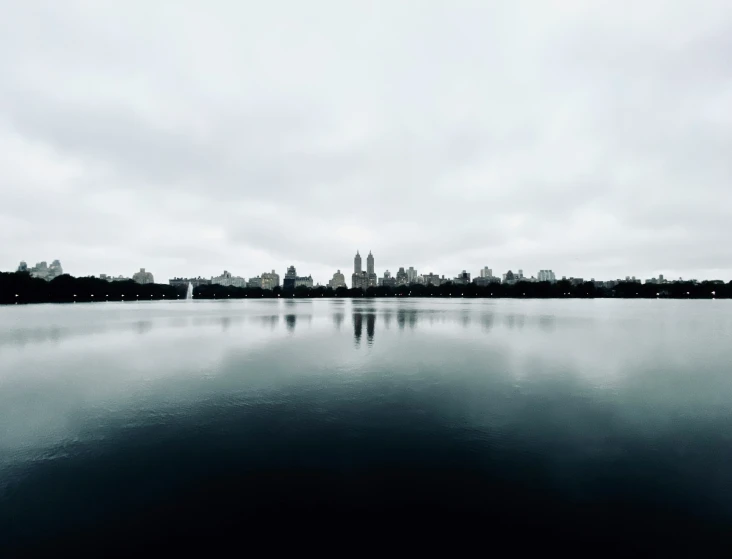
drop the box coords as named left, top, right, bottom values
left=1, top=299, right=731, bottom=553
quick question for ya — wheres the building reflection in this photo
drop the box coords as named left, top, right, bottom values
left=253, top=315, right=279, bottom=329
left=353, top=312, right=363, bottom=346
left=397, top=308, right=418, bottom=330
left=503, top=314, right=526, bottom=330
left=332, top=313, right=344, bottom=330
left=383, top=309, right=393, bottom=329
left=460, top=311, right=471, bottom=328
left=538, top=314, right=556, bottom=332
left=366, top=313, right=376, bottom=346
left=285, top=314, right=297, bottom=332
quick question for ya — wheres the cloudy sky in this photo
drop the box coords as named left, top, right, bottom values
left=2, top=0, right=731, bottom=284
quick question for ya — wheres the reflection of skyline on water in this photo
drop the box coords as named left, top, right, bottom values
left=366, top=313, right=375, bottom=346
left=0, top=302, right=606, bottom=353
left=383, top=309, right=393, bottom=329
left=352, top=312, right=377, bottom=347
left=353, top=312, right=362, bottom=346
left=396, top=308, right=418, bottom=330
left=256, top=315, right=280, bottom=329
left=3, top=299, right=732, bottom=552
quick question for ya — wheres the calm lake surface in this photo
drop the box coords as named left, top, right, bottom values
left=1, top=299, right=732, bottom=552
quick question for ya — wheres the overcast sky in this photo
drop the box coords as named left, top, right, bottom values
left=2, top=1, right=731, bottom=284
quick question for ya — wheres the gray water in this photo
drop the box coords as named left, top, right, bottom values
left=1, top=299, right=732, bottom=552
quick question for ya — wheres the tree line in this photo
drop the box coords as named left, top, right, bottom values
left=0, top=272, right=179, bottom=304
left=2, top=271, right=730, bottom=304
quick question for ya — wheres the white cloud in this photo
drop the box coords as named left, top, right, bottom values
left=2, top=0, right=731, bottom=283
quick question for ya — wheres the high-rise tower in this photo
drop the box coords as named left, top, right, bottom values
left=352, top=250, right=368, bottom=289
left=366, top=251, right=377, bottom=287
left=354, top=251, right=362, bottom=274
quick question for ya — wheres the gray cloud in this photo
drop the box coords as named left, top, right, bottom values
left=2, top=0, right=732, bottom=284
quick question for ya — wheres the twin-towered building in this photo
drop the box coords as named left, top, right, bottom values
left=351, top=250, right=377, bottom=290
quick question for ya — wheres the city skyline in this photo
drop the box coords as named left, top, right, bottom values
left=7, top=256, right=724, bottom=289
left=2, top=2, right=731, bottom=284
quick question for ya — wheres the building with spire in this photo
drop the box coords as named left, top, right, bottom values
left=366, top=251, right=377, bottom=287
left=351, top=250, right=370, bottom=290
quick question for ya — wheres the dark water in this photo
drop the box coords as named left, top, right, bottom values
left=1, top=299, right=732, bottom=553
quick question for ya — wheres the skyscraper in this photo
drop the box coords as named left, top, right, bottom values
left=366, top=251, right=377, bottom=287
left=261, top=270, right=280, bottom=290
left=352, top=251, right=369, bottom=290
left=538, top=270, right=556, bottom=282
left=407, top=267, right=417, bottom=283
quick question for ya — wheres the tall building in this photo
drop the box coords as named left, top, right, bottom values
left=22, top=260, right=64, bottom=281
left=352, top=251, right=369, bottom=290
left=283, top=266, right=313, bottom=290
left=395, top=267, right=408, bottom=286
left=294, top=276, right=314, bottom=288
left=480, top=267, right=493, bottom=278
left=366, top=251, right=377, bottom=287
left=283, top=266, right=298, bottom=290
left=328, top=270, right=347, bottom=289
left=454, top=270, right=471, bottom=285
left=261, top=270, right=280, bottom=290
left=32, top=262, right=48, bottom=279
left=49, top=260, right=63, bottom=278
left=538, top=270, right=556, bottom=282
left=379, top=270, right=397, bottom=288
left=503, top=270, right=516, bottom=285
left=132, top=268, right=154, bottom=284
left=213, top=270, right=247, bottom=287
left=422, top=273, right=444, bottom=286
left=407, top=267, right=418, bottom=284
left=169, top=277, right=211, bottom=288
left=474, top=276, right=499, bottom=286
